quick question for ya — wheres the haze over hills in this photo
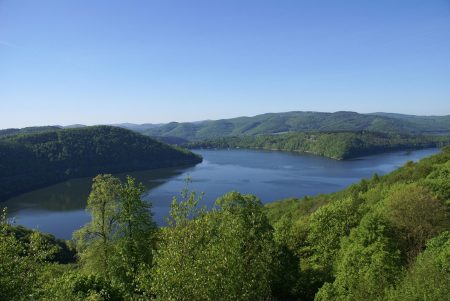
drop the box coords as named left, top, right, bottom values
left=4, top=111, right=450, bottom=139
left=3, top=111, right=450, bottom=145
left=112, top=123, right=164, bottom=132
left=142, top=111, right=450, bottom=141
left=0, top=126, right=62, bottom=138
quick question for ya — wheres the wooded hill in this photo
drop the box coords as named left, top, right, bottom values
left=0, top=126, right=202, bottom=201
left=263, top=146, right=450, bottom=300
left=142, top=111, right=450, bottom=141
left=0, top=126, right=62, bottom=138
left=187, top=131, right=450, bottom=160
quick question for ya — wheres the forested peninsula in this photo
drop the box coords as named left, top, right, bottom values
left=187, top=131, right=450, bottom=160
left=0, top=126, right=202, bottom=201
left=1, top=147, right=449, bottom=300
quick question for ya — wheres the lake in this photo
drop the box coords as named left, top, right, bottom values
left=3, top=148, right=439, bottom=239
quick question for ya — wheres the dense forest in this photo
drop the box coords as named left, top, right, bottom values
left=1, top=147, right=449, bottom=300
left=0, top=126, right=62, bottom=138
left=143, top=111, right=450, bottom=140
left=0, top=126, right=202, bottom=201
left=187, top=131, right=450, bottom=160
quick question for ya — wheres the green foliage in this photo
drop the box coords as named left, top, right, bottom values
left=316, top=212, right=402, bottom=301
left=6, top=224, right=76, bottom=263
left=74, top=175, right=121, bottom=275
left=382, top=184, right=449, bottom=263
left=112, top=176, right=157, bottom=294
left=306, top=197, right=364, bottom=270
left=271, top=213, right=305, bottom=299
left=0, top=208, right=61, bottom=300
left=188, top=131, right=450, bottom=160
left=0, top=125, right=202, bottom=201
left=292, top=197, right=365, bottom=299
left=387, top=231, right=450, bottom=301
left=74, top=175, right=157, bottom=297
left=150, top=191, right=275, bottom=301
left=0, top=208, right=36, bottom=300
left=43, top=271, right=124, bottom=301
left=423, top=160, right=450, bottom=202
left=140, top=186, right=206, bottom=299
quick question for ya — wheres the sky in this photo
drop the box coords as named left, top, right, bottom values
left=1, top=0, right=450, bottom=128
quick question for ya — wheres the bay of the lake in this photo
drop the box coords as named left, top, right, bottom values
left=4, top=148, right=439, bottom=239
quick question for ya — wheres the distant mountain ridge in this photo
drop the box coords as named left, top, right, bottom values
left=113, top=123, right=164, bottom=132
left=142, top=111, right=450, bottom=141
left=0, top=126, right=62, bottom=138
left=3, top=111, right=450, bottom=141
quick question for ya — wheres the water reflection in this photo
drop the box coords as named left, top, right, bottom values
left=5, top=166, right=190, bottom=214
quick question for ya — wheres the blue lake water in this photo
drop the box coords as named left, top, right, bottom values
left=4, top=148, right=439, bottom=239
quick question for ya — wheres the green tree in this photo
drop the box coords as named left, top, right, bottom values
left=146, top=186, right=205, bottom=300
left=0, top=208, right=35, bottom=300
left=316, top=212, right=401, bottom=301
left=306, top=197, right=363, bottom=270
left=214, top=192, right=274, bottom=300
left=74, top=174, right=121, bottom=276
left=113, top=176, right=157, bottom=295
left=74, top=175, right=157, bottom=297
left=150, top=191, right=274, bottom=301
left=382, top=184, right=449, bottom=263
left=387, top=231, right=450, bottom=301
left=423, top=161, right=450, bottom=202
left=43, top=271, right=124, bottom=301
left=271, top=213, right=302, bottom=299
left=296, top=197, right=363, bottom=300
left=0, top=208, right=58, bottom=300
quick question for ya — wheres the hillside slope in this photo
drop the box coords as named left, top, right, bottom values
left=188, top=131, right=450, bottom=160
left=0, top=126, right=202, bottom=201
left=264, top=147, right=450, bottom=300
left=143, top=111, right=450, bottom=140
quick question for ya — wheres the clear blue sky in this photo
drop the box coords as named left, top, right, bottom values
left=1, top=0, right=449, bottom=128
